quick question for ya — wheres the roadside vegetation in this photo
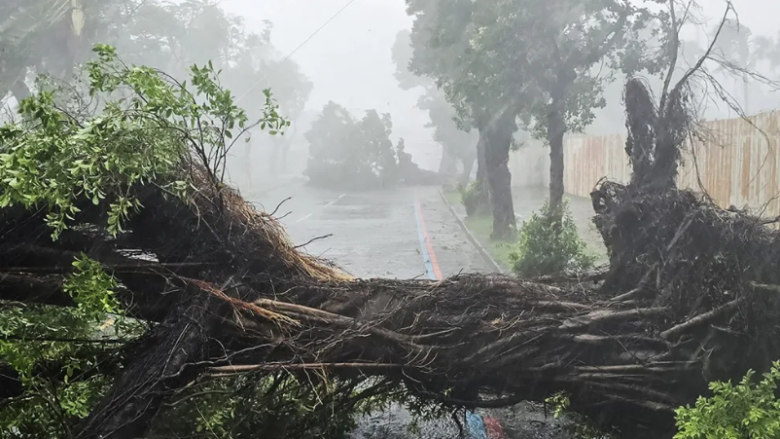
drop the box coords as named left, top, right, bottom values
left=510, top=200, right=596, bottom=277
left=443, top=188, right=599, bottom=275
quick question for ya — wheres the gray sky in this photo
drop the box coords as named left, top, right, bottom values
left=221, top=0, right=418, bottom=114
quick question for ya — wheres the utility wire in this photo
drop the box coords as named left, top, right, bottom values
left=236, top=0, right=360, bottom=103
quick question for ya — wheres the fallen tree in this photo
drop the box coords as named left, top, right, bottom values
left=5, top=161, right=780, bottom=439
left=2, top=45, right=780, bottom=439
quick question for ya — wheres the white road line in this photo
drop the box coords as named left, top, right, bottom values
left=325, top=193, right=346, bottom=207
left=294, top=193, right=345, bottom=223
left=295, top=213, right=313, bottom=223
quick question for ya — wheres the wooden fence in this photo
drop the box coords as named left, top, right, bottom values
left=510, top=111, right=780, bottom=216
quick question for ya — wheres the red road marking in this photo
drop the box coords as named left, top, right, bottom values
left=419, top=198, right=507, bottom=438
left=483, top=415, right=507, bottom=439
left=416, top=197, right=443, bottom=280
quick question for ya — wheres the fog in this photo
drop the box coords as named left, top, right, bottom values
left=219, top=0, right=439, bottom=170
left=221, top=0, right=780, bottom=166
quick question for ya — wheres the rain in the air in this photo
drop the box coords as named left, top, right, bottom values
left=1, top=0, right=780, bottom=438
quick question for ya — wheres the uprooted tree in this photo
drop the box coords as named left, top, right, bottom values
left=304, top=102, right=440, bottom=190
left=2, top=44, right=780, bottom=439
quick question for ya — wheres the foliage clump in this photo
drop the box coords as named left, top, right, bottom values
left=304, top=102, right=398, bottom=189
left=674, top=362, right=780, bottom=439
left=0, top=44, right=285, bottom=238
left=0, top=44, right=287, bottom=439
left=0, top=255, right=143, bottom=438
left=510, top=200, right=595, bottom=277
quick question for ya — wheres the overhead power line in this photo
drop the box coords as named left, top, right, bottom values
left=236, top=0, right=360, bottom=103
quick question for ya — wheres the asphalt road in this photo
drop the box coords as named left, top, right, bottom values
left=246, top=180, right=570, bottom=439
left=248, top=181, right=492, bottom=278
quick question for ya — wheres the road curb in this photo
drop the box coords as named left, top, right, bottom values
left=437, top=188, right=509, bottom=274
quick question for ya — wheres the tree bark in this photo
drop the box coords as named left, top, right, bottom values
left=624, top=79, right=657, bottom=187
left=484, top=112, right=517, bottom=240
left=547, top=96, right=566, bottom=217
left=75, top=293, right=214, bottom=439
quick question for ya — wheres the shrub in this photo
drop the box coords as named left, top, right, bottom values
left=543, top=363, right=780, bottom=439
left=674, top=362, right=780, bottom=439
left=510, top=200, right=595, bottom=277
left=458, top=180, right=490, bottom=217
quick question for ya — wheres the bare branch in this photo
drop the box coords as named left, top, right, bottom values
left=659, top=0, right=680, bottom=111
left=671, top=1, right=733, bottom=95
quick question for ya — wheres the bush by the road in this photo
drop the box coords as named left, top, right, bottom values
left=510, top=200, right=595, bottom=277
left=459, top=180, right=490, bottom=217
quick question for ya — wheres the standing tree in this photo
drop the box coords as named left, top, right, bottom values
left=501, top=0, right=649, bottom=217
left=405, top=0, right=525, bottom=239
left=420, top=90, right=478, bottom=184
left=0, top=0, right=128, bottom=102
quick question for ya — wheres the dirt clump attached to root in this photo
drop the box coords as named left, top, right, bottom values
left=593, top=180, right=780, bottom=380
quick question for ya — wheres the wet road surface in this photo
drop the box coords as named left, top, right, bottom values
left=249, top=182, right=493, bottom=277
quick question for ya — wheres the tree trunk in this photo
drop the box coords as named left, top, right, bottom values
left=75, top=293, right=214, bottom=439
left=484, top=112, right=517, bottom=240
left=547, top=96, right=566, bottom=218
left=438, top=149, right=458, bottom=176
left=475, top=133, right=487, bottom=184
left=460, top=155, right=475, bottom=186
left=624, top=79, right=657, bottom=187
